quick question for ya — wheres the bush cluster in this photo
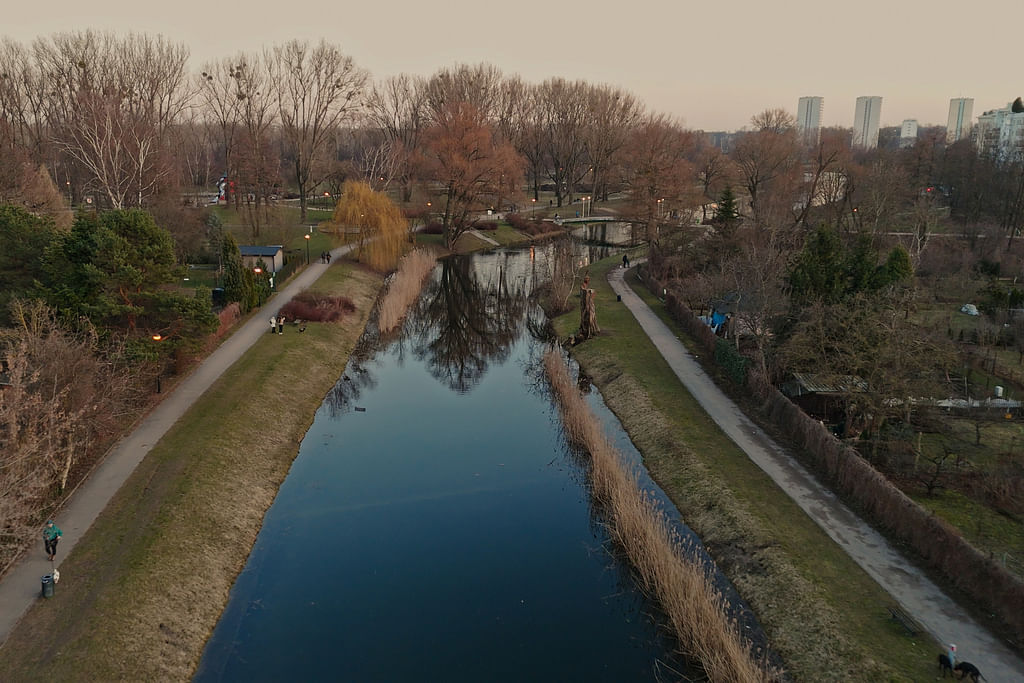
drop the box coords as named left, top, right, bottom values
left=505, top=212, right=548, bottom=235
left=420, top=222, right=444, bottom=235
left=278, top=292, right=355, bottom=323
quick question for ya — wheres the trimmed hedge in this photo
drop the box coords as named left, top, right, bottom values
left=640, top=265, right=1024, bottom=647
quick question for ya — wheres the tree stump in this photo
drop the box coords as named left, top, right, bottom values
left=579, top=277, right=599, bottom=340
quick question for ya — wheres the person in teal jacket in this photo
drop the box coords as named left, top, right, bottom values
left=44, top=520, right=62, bottom=561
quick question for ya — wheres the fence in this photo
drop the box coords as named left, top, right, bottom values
left=639, top=265, right=1024, bottom=646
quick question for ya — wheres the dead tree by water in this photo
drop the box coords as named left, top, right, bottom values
left=578, top=273, right=599, bottom=340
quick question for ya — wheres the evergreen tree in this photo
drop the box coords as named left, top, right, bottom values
left=715, top=186, right=740, bottom=227
left=220, top=232, right=252, bottom=312
left=40, top=209, right=217, bottom=348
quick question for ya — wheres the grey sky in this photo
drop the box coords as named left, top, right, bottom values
left=4, top=0, right=1018, bottom=131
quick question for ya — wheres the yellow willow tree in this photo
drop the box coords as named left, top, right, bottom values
left=330, top=180, right=407, bottom=271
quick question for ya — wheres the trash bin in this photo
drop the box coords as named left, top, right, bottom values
left=41, top=574, right=54, bottom=598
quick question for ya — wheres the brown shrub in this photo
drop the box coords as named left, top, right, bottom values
left=278, top=293, right=355, bottom=323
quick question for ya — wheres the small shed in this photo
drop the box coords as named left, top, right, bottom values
left=781, top=372, right=867, bottom=425
left=239, top=245, right=284, bottom=273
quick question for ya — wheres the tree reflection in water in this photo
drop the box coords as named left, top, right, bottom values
left=411, top=255, right=530, bottom=393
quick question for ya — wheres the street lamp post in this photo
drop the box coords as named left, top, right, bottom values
left=304, top=233, right=311, bottom=264
left=531, top=197, right=536, bottom=217
left=151, top=334, right=163, bottom=392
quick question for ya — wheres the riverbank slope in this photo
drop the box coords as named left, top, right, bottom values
left=0, top=262, right=383, bottom=681
left=552, top=255, right=938, bottom=681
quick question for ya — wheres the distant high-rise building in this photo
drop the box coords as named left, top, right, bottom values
left=946, top=98, right=974, bottom=143
left=852, top=96, right=883, bottom=149
left=900, top=119, right=919, bottom=148
left=975, top=102, right=1024, bottom=161
left=797, top=96, right=824, bottom=144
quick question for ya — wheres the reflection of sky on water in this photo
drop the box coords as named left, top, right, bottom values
left=195, top=247, right=695, bottom=682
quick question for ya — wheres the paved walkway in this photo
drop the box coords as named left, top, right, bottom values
left=608, top=265, right=1024, bottom=682
left=466, top=229, right=500, bottom=247
left=0, top=244, right=355, bottom=646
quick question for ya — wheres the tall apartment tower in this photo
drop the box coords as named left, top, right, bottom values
left=797, top=96, right=824, bottom=144
left=947, top=98, right=974, bottom=143
left=852, top=96, right=883, bottom=149
left=900, top=119, right=919, bottom=148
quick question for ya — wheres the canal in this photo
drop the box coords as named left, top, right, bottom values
left=195, top=244, right=756, bottom=681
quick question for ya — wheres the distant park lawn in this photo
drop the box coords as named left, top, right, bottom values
left=0, top=261, right=384, bottom=681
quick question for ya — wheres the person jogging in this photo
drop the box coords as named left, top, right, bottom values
left=43, top=521, right=62, bottom=561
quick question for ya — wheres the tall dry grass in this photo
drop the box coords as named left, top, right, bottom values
left=544, top=350, right=775, bottom=683
left=378, top=249, right=437, bottom=334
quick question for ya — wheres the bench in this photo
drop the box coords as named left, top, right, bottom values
left=888, top=606, right=923, bottom=636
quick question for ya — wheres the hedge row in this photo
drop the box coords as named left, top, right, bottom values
left=640, top=266, right=1024, bottom=647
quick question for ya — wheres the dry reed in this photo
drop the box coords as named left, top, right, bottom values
left=544, top=350, right=775, bottom=683
left=378, top=249, right=437, bottom=334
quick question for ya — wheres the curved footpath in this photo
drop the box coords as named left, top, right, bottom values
left=609, top=265, right=1024, bottom=681
left=0, top=243, right=356, bottom=646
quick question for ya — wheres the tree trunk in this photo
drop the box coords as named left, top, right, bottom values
left=579, top=281, right=599, bottom=340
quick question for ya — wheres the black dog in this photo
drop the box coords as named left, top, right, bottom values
left=937, top=653, right=954, bottom=677
left=954, top=661, right=984, bottom=682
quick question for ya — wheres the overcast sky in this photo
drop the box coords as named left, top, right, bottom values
left=5, top=0, right=1019, bottom=131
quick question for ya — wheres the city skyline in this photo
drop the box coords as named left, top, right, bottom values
left=3, top=0, right=1017, bottom=132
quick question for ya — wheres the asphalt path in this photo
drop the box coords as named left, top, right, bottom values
left=0, top=243, right=356, bottom=646
left=608, top=264, right=1024, bottom=682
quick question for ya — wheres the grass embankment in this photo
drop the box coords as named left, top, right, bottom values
left=0, top=262, right=383, bottom=681
left=545, top=351, right=774, bottom=682
left=552, top=256, right=938, bottom=681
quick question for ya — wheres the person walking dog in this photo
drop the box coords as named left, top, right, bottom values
left=44, top=521, right=62, bottom=561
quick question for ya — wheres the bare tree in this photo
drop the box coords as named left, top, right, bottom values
left=197, top=55, right=246, bottom=204
left=618, top=114, right=697, bottom=242
left=731, top=108, right=800, bottom=228
left=364, top=73, right=428, bottom=202
left=583, top=85, right=643, bottom=203
left=270, top=39, right=367, bottom=222
left=423, top=63, right=504, bottom=124
left=694, top=143, right=732, bottom=222
left=34, top=32, right=190, bottom=208
left=537, top=78, right=590, bottom=207
left=420, top=101, right=523, bottom=248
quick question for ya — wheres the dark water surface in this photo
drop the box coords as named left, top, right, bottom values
left=195, top=247, right=752, bottom=682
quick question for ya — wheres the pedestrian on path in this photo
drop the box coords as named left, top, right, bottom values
left=269, top=316, right=277, bottom=335
left=949, top=644, right=957, bottom=668
left=277, top=314, right=285, bottom=334
left=622, top=253, right=630, bottom=269
left=43, top=521, right=62, bottom=561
